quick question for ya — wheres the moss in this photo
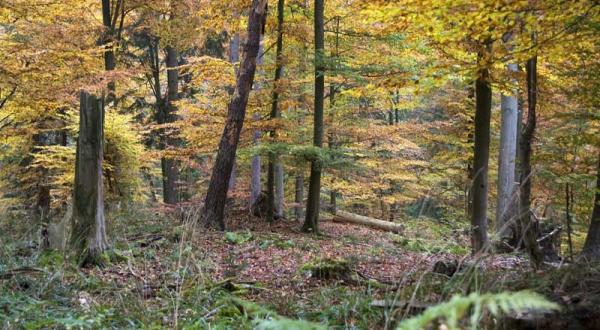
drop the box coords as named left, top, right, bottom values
left=301, top=258, right=353, bottom=280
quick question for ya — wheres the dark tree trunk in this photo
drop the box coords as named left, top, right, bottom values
left=160, top=45, right=180, bottom=204
left=581, top=152, right=600, bottom=261
left=70, top=91, right=108, bottom=266
left=519, top=55, right=543, bottom=268
left=470, top=59, right=491, bottom=253
left=267, top=0, right=285, bottom=222
left=303, top=0, right=325, bottom=233
left=101, top=0, right=119, bottom=104
left=201, top=0, right=268, bottom=229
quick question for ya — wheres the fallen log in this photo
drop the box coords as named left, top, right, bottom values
left=332, top=210, right=404, bottom=233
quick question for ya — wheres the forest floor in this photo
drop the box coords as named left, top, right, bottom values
left=2, top=203, right=600, bottom=329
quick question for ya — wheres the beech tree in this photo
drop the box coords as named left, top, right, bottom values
left=470, top=44, right=492, bottom=253
left=201, top=0, right=268, bottom=229
left=267, top=0, right=286, bottom=222
left=303, top=0, right=325, bottom=233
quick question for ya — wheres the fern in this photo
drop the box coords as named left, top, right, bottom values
left=397, top=291, right=560, bottom=330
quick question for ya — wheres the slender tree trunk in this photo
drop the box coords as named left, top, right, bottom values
left=471, top=52, right=492, bottom=253
left=228, top=33, right=240, bottom=192
left=267, top=0, right=285, bottom=222
left=201, top=0, right=267, bottom=229
left=519, top=54, right=543, bottom=268
left=274, top=163, right=284, bottom=218
left=250, top=37, right=264, bottom=208
left=70, top=92, right=108, bottom=266
left=160, top=45, right=180, bottom=204
left=566, top=182, right=574, bottom=260
left=496, top=63, right=519, bottom=242
left=295, top=173, right=304, bottom=221
left=101, top=0, right=118, bottom=104
left=303, top=0, right=325, bottom=233
left=328, top=17, right=340, bottom=214
left=581, top=152, right=600, bottom=261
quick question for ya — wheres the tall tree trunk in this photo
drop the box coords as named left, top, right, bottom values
left=295, top=173, right=304, bottom=221
left=70, top=91, right=108, bottom=266
left=250, top=37, right=264, bottom=208
left=267, top=0, right=285, bottom=222
left=581, top=152, right=600, bottom=261
left=274, top=163, right=284, bottom=218
left=101, top=0, right=119, bottom=104
left=471, top=49, right=492, bottom=253
left=303, top=0, right=325, bottom=233
left=160, top=45, right=180, bottom=204
left=201, top=0, right=267, bottom=229
left=519, top=54, right=543, bottom=268
left=496, top=63, right=519, bottom=242
left=228, top=33, right=240, bottom=192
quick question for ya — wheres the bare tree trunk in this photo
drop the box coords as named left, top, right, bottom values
left=228, top=34, right=240, bottom=192
left=267, top=0, right=285, bottom=222
left=303, top=0, right=325, bottom=233
left=201, top=0, right=267, bottom=229
left=101, top=0, right=120, bottom=105
left=295, top=173, right=304, bottom=221
left=250, top=37, right=264, bottom=208
left=581, top=152, right=600, bottom=261
left=161, top=45, right=180, bottom=204
left=566, top=182, right=574, bottom=260
left=471, top=48, right=492, bottom=253
left=496, top=62, right=519, bottom=242
left=274, top=163, right=284, bottom=218
left=70, top=91, right=108, bottom=266
left=519, top=54, right=543, bottom=268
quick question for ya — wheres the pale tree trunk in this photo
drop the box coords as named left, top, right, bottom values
left=250, top=37, right=264, bottom=208
left=70, top=91, right=108, bottom=266
left=267, top=0, right=285, bottom=221
left=471, top=46, right=492, bottom=253
left=303, top=0, right=325, bottom=233
left=201, top=0, right=267, bottom=229
left=496, top=63, right=519, bottom=242
left=228, top=33, right=240, bottom=192
left=295, top=173, right=304, bottom=221
left=581, top=152, right=600, bottom=261
left=274, top=163, right=284, bottom=218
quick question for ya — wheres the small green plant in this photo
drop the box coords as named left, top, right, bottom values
left=225, top=231, right=253, bottom=245
left=396, top=290, right=560, bottom=330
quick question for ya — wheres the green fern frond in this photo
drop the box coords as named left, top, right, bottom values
left=397, top=290, right=560, bottom=330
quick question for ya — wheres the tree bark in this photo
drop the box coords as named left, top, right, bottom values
left=201, top=0, right=267, bottom=229
left=160, top=45, right=180, bottom=204
left=581, top=152, right=600, bottom=261
left=267, top=0, right=285, bottom=222
left=250, top=36, right=264, bottom=208
left=70, top=91, right=108, bottom=266
left=519, top=54, right=543, bottom=268
left=471, top=54, right=492, bottom=254
left=333, top=210, right=404, bottom=233
left=101, top=0, right=119, bottom=105
left=295, top=173, right=304, bottom=221
left=496, top=63, right=519, bottom=242
left=303, top=0, right=325, bottom=233
left=228, top=34, right=240, bottom=192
